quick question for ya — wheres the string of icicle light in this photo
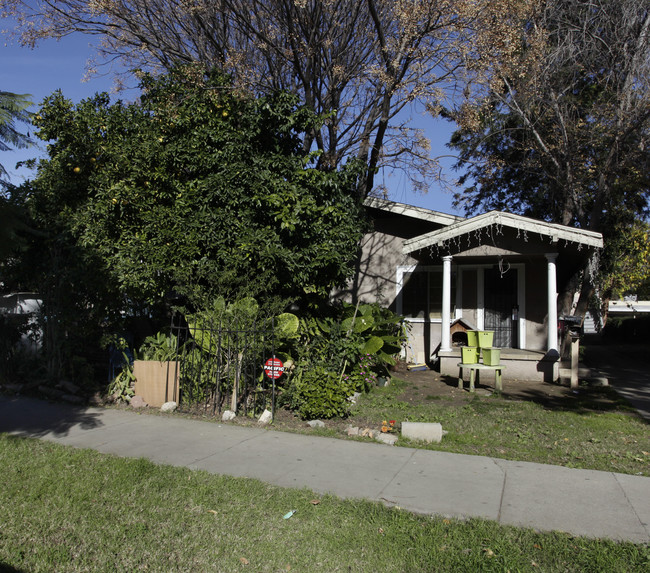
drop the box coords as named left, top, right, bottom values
left=424, top=222, right=592, bottom=258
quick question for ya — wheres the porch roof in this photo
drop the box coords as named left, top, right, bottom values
left=402, top=210, right=603, bottom=255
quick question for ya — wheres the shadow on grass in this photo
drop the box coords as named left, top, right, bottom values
left=0, top=562, right=26, bottom=573
left=0, top=395, right=103, bottom=437
left=440, top=374, right=644, bottom=419
left=501, top=385, right=642, bottom=416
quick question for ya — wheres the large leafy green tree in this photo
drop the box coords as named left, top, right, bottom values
left=18, top=65, right=365, bottom=311
left=601, top=220, right=650, bottom=300
left=10, top=65, right=365, bottom=380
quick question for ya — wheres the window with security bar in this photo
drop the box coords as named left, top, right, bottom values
left=399, top=268, right=455, bottom=320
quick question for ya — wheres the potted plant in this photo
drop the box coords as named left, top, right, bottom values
left=133, top=331, right=180, bottom=407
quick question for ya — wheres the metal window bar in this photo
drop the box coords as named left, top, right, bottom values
left=169, top=313, right=276, bottom=419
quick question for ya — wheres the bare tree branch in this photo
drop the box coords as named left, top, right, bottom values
left=2, top=0, right=531, bottom=197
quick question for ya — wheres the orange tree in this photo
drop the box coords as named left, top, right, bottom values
left=11, top=65, right=365, bottom=380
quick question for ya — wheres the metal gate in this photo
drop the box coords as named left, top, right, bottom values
left=484, top=267, right=518, bottom=348
left=170, top=314, right=277, bottom=417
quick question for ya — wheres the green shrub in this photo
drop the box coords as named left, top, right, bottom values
left=283, top=365, right=353, bottom=420
left=342, top=353, right=378, bottom=393
left=104, top=336, right=135, bottom=402
left=280, top=302, right=406, bottom=376
left=276, top=302, right=406, bottom=419
left=137, top=330, right=178, bottom=361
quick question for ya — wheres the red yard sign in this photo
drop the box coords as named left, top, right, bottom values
left=263, top=357, right=284, bottom=379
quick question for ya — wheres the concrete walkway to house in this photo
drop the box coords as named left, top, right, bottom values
left=582, top=341, right=650, bottom=422
left=1, top=395, right=649, bottom=544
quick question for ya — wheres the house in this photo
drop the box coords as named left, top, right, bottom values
left=339, top=198, right=604, bottom=382
left=584, top=297, right=650, bottom=333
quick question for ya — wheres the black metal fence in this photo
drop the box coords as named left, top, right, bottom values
left=169, top=314, right=277, bottom=418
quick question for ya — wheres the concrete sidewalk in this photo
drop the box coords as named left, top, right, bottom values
left=1, top=395, right=649, bottom=544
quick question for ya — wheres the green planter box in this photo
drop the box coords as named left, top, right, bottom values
left=461, top=346, right=479, bottom=364
left=477, top=331, right=494, bottom=348
left=467, top=331, right=479, bottom=347
left=482, top=347, right=501, bottom=366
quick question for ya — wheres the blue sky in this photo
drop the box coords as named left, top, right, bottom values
left=2, top=28, right=462, bottom=215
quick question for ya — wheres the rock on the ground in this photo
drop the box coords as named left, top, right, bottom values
left=38, top=385, right=65, bottom=399
left=346, top=425, right=360, bottom=436
left=57, top=380, right=80, bottom=394
left=307, top=420, right=325, bottom=428
left=258, top=409, right=272, bottom=425
left=3, top=383, right=23, bottom=392
left=161, top=401, right=177, bottom=413
left=375, top=433, right=398, bottom=445
left=401, top=421, right=444, bottom=443
left=222, top=410, right=236, bottom=422
left=130, top=395, right=148, bottom=409
left=347, top=392, right=362, bottom=404
left=360, top=428, right=375, bottom=438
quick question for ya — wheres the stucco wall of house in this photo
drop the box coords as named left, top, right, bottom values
left=356, top=231, right=418, bottom=308
left=333, top=219, right=424, bottom=309
left=460, top=268, right=478, bottom=327
left=402, top=321, right=442, bottom=364
left=525, top=260, right=549, bottom=351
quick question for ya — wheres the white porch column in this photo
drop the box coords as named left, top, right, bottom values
left=545, top=253, right=559, bottom=352
left=441, top=255, right=453, bottom=352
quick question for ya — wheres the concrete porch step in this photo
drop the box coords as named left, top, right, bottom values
left=558, top=363, right=609, bottom=386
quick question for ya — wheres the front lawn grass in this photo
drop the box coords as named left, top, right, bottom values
left=1, top=435, right=648, bottom=572
left=352, top=379, right=650, bottom=476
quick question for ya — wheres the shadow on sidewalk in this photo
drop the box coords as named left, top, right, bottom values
left=0, top=395, right=104, bottom=438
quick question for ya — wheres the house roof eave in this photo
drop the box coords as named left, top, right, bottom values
left=364, top=197, right=465, bottom=227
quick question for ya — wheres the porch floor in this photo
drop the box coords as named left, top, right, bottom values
left=438, top=347, right=556, bottom=382
left=439, top=347, right=547, bottom=361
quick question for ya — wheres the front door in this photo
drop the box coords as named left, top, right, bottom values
left=484, top=267, right=518, bottom=348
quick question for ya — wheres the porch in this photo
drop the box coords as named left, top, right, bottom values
left=439, top=347, right=558, bottom=384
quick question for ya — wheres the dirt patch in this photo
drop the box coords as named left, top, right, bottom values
left=370, top=366, right=623, bottom=409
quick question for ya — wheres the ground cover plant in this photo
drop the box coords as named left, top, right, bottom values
left=1, top=435, right=648, bottom=573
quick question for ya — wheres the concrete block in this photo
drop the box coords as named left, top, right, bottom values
left=401, top=422, right=444, bottom=443
left=375, top=433, right=398, bottom=445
